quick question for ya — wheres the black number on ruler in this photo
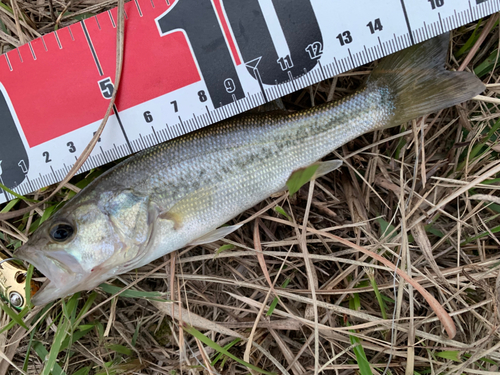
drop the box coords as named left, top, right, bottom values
left=156, top=0, right=245, bottom=108
left=476, top=0, right=487, bottom=3
left=367, top=19, right=383, bottom=34
left=198, top=90, right=208, bottom=102
left=305, top=41, right=323, bottom=59
left=0, top=87, right=29, bottom=189
left=67, top=142, right=76, bottom=153
left=144, top=111, right=153, bottom=123
left=93, top=131, right=102, bottom=142
left=428, top=0, right=444, bottom=9
left=336, top=31, right=353, bottom=46
left=43, top=151, right=52, bottom=163
left=224, top=0, right=322, bottom=85
left=170, top=101, right=178, bottom=112
left=98, top=77, right=114, bottom=99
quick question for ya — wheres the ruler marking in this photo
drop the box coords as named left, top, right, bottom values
left=347, top=48, right=355, bottom=69
left=28, top=43, right=36, bottom=60
left=68, top=27, right=75, bottom=41
left=51, top=165, right=59, bottom=180
left=205, top=106, right=214, bottom=123
left=41, top=36, right=48, bottom=51
left=134, top=0, right=143, bottom=17
left=81, top=21, right=104, bottom=76
left=399, top=0, right=414, bottom=45
left=151, top=126, right=160, bottom=143
left=178, top=116, right=188, bottom=134
left=192, top=113, right=200, bottom=129
left=333, top=57, right=340, bottom=75
left=363, top=45, right=370, bottom=63
left=165, top=124, right=173, bottom=139
left=139, top=134, right=146, bottom=148
left=54, top=31, right=62, bottom=48
left=108, top=10, right=116, bottom=28
left=150, top=0, right=155, bottom=8
left=4, top=55, right=12, bottom=71
left=16, top=48, right=23, bottom=63
left=95, top=16, right=101, bottom=30
left=316, top=60, right=326, bottom=81
left=112, top=104, right=133, bottom=152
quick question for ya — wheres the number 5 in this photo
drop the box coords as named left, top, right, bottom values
left=98, top=77, right=114, bottom=99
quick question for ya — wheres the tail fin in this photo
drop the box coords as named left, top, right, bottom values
left=367, top=33, right=485, bottom=128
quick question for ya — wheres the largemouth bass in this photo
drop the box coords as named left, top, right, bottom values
left=15, top=34, right=484, bottom=305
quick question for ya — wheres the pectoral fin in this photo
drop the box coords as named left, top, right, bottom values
left=189, top=224, right=243, bottom=246
left=158, top=211, right=183, bottom=230
left=158, top=185, right=214, bottom=231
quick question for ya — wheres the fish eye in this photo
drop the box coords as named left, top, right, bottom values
left=49, top=223, right=75, bottom=243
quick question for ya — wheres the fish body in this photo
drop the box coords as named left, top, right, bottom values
left=15, top=34, right=485, bottom=305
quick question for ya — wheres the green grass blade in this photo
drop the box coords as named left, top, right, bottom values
left=72, top=367, right=91, bottom=375
left=59, top=324, right=95, bottom=352
left=0, top=182, right=38, bottom=203
left=349, top=332, right=373, bottom=375
left=266, top=278, right=291, bottom=317
left=286, top=164, right=319, bottom=196
left=107, top=344, right=134, bottom=356
left=24, top=264, right=35, bottom=308
left=74, top=292, right=97, bottom=328
left=348, top=297, right=373, bottom=375
left=23, top=328, right=36, bottom=372
left=365, top=270, right=388, bottom=320
left=211, top=338, right=241, bottom=366
left=41, top=317, right=70, bottom=375
left=183, top=324, right=275, bottom=375
left=0, top=302, right=28, bottom=329
left=132, top=320, right=141, bottom=347
left=436, top=350, right=462, bottom=362
left=474, top=48, right=500, bottom=78
left=0, top=198, right=20, bottom=213
left=460, top=223, right=500, bottom=245
left=274, top=206, right=291, bottom=220
left=216, top=244, right=235, bottom=255
left=33, top=341, right=67, bottom=375
left=455, top=20, right=482, bottom=58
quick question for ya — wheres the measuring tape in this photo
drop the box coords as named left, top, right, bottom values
left=0, top=0, right=497, bottom=204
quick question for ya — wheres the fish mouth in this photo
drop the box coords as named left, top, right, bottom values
left=14, top=247, right=85, bottom=305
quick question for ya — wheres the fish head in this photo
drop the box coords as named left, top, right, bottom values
left=15, top=189, right=154, bottom=305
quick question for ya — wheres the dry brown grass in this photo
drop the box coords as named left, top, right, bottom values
left=0, top=1, right=500, bottom=374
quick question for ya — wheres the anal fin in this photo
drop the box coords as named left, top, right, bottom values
left=189, top=224, right=243, bottom=246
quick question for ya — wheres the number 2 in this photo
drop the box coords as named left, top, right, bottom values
left=43, top=151, right=52, bottom=163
